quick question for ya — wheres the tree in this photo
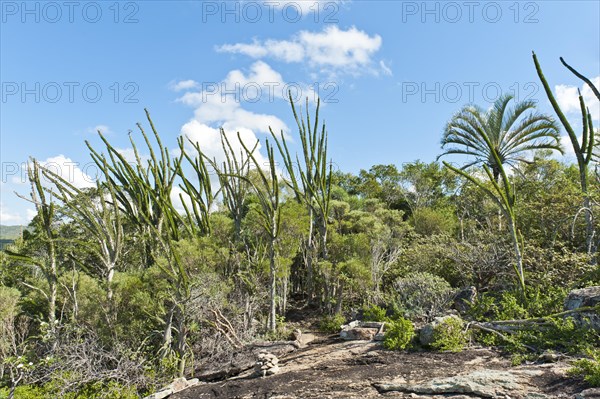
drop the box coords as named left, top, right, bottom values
left=271, top=95, right=332, bottom=303
left=439, top=94, right=562, bottom=181
left=533, top=52, right=598, bottom=258
left=41, top=174, right=124, bottom=326
left=7, top=160, right=59, bottom=340
left=443, top=154, right=526, bottom=294
left=439, top=95, right=562, bottom=294
left=237, top=134, right=281, bottom=332
left=87, top=110, right=213, bottom=376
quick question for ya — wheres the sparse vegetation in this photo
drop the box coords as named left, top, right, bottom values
left=1, top=55, right=599, bottom=395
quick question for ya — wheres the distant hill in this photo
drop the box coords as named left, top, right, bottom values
left=0, top=225, right=27, bottom=240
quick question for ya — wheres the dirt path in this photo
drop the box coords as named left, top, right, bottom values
left=170, top=335, right=588, bottom=399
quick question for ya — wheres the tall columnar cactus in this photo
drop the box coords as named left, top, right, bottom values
left=533, top=52, right=598, bottom=258
left=236, top=133, right=281, bottom=332
left=271, top=94, right=332, bottom=302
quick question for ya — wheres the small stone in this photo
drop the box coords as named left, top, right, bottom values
left=576, top=388, right=600, bottom=399
left=171, top=377, right=188, bottom=393
left=266, top=365, right=280, bottom=375
left=144, top=388, right=173, bottom=399
left=341, top=320, right=360, bottom=330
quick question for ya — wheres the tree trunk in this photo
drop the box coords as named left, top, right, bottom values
left=305, top=208, right=315, bottom=302
left=579, top=168, right=596, bottom=263
left=507, top=217, right=525, bottom=295
left=269, top=237, right=277, bottom=332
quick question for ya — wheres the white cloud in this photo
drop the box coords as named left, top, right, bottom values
left=169, top=79, right=199, bottom=91
left=115, top=147, right=151, bottom=166
left=25, top=208, right=37, bottom=221
left=177, top=61, right=290, bottom=136
left=180, top=120, right=270, bottom=169
left=555, top=76, right=600, bottom=121
left=85, top=125, right=112, bottom=135
left=0, top=202, right=22, bottom=224
left=39, top=155, right=96, bottom=189
left=217, top=26, right=384, bottom=76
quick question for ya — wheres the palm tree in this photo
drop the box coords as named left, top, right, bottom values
left=439, top=94, right=562, bottom=181
left=439, top=95, right=561, bottom=296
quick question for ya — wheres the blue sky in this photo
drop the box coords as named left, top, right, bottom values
left=1, top=0, right=599, bottom=224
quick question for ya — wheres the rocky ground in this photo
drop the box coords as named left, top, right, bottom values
left=168, top=333, right=596, bottom=399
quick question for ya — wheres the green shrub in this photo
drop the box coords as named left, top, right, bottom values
left=362, top=305, right=388, bottom=322
left=319, top=314, right=346, bottom=333
left=383, top=317, right=415, bottom=350
left=569, top=350, right=600, bottom=386
left=431, top=316, right=468, bottom=352
left=470, top=287, right=566, bottom=322
left=392, top=272, right=454, bottom=320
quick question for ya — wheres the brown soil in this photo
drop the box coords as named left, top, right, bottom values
left=170, top=334, right=587, bottom=399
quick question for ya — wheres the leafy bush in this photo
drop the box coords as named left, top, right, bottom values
left=392, top=272, right=454, bottom=321
left=362, top=305, right=388, bottom=322
left=569, top=350, right=600, bottom=387
left=319, top=313, right=346, bottom=333
left=431, top=316, right=468, bottom=352
left=469, top=287, right=567, bottom=322
left=383, top=317, right=415, bottom=350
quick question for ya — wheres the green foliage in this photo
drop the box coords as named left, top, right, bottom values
left=431, top=316, right=468, bottom=352
left=319, top=313, right=346, bottom=333
left=392, top=272, right=454, bottom=320
left=514, top=317, right=599, bottom=355
left=470, top=286, right=567, bottom=322
left=569, top=350, right=600, bottom=387
left=383, top=317, right=415, bottom=350
left=362, top=305, right=388, bottom=322
left=0, top=381, right=140, bottom=399
left=410, top=206, right=457, bottom=237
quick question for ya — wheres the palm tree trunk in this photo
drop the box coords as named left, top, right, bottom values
left=507, top=217, right=525, bottom=295
left=269, top=237, right=277, bottom=332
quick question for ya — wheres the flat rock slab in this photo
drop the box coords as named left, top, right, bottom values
left=374, top=369, right=545, bottom=398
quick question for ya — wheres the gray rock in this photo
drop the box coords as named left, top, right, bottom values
left=576, top=388, right=600, bottom=399
left=374, top=369, right=544, bottom=398
left=564, top=286, right=600, bottom=330
left=341, top=320, right=360, bottom=330
left=565, top=287, right=600, bottom=310
left=361, top=321, right=385, bottom=329
left=144, top=389, right=173, bottom=399
left=340, top=327, right=378, bottom=340
left=453, top=286, right=477, bottom=313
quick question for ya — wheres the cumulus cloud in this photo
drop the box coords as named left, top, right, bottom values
left=180, top=120, right=270, bottom=170
left=555, top=76, right=600, bottom=122
left=169, top=79, right=200, bottom=91
left=177, top=61, right=290, bottom=137
left=39, top=155, right=96, bottom=189
left=217, top=26, right=385, bottom=76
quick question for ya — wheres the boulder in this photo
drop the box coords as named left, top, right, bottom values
left=419, top=315, right=462, bottom=347
left=453, top=286, right=477, bottom=313
left=340, top=327, right=378, bottom=340
left=374, top=369, right=544, bottom=398
left=564, top=286, right=600, bottom=330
